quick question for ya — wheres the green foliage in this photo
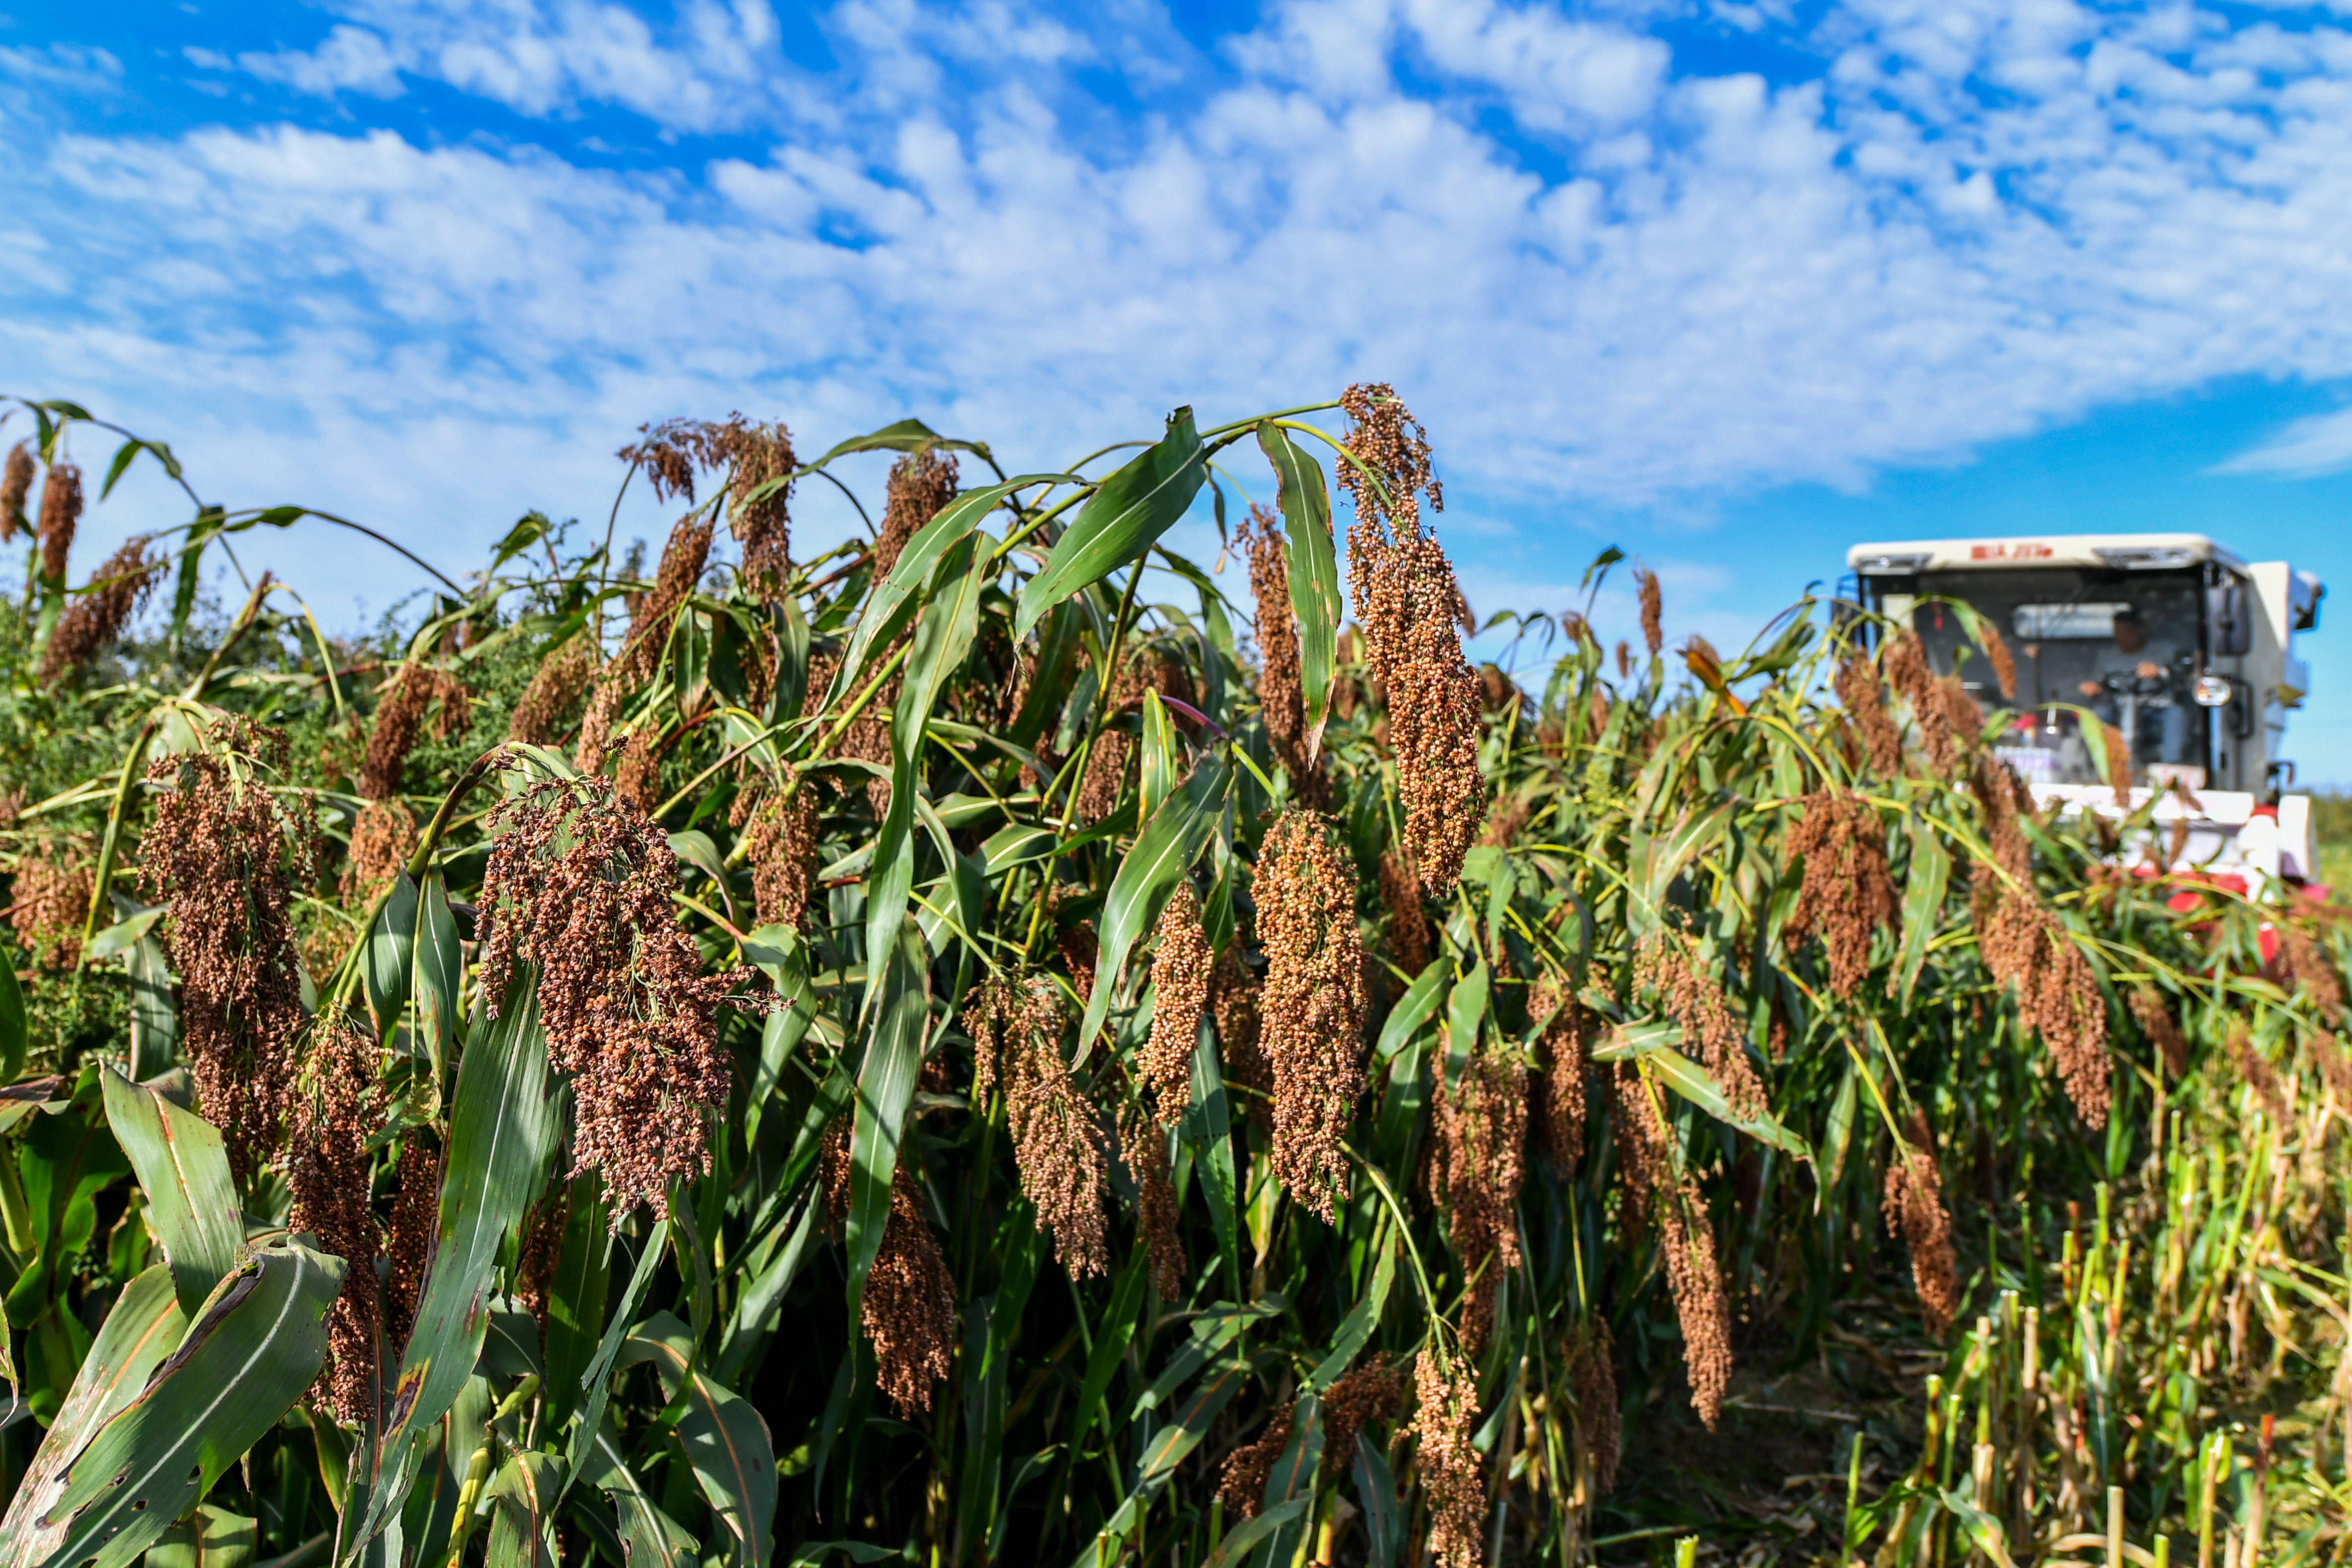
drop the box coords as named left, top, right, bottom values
left=0, top=394, right=2341, bottom=1568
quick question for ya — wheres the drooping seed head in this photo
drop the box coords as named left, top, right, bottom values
left=1140, top=881, right=1209, bottom=1123
left=38, top=536, right=159, bottom=686
left=1255, top=811, right=1368, bottom=1219
left=477, top=768, right=744, bottom=1220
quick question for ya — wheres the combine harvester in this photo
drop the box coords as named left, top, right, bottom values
left=1844, top=534, right=2325, bottom=893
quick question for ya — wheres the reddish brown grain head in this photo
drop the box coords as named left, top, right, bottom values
left=741, top=779, right=820, bottom=932
left=2130, top=984, right=2189, bottom=1078
left=865, top=1163, right=957, bottom=1417
left=1140, top=882, right=1209, bottom=1124
left=0, top=442, right=31, bottom=543
left=1612, top=1064, right=1733, bottom=1427
left=1884, top=630, right=1958, bottom=773
left=1567, top=1320, right=1621, bottom=1495
left=383, top=1132, right=442, bottom=1352
left=966, top=974, right=1110, bottom=1278
left=477, top=770, right=742, bottom=1220
left=1835, top=651, right=1903, bottom=778
left=1347, top=523, right=1485, bottom=893
left=1319, top=1355, right=1403, bottom=1481
left=1256, top=811, right=1368, bottom=1220
left=142, top=720, right=311, bottom=1179
left=1431, top=1032, right=1527, bottom=1349
left=1634, top=930, right=1765, bottom=1120
left=2101, top=721, right=2132, bottom=805
left=358, top=664, right=470, bottom=802
left=1121, top=1108, right=1188, bottom=1299
left=342, top=798, right=419, bottom=906
left=1242, top=505, right=1327, bottom=808
left=1339, top=389, right=1482, bottom=892
left=8, top=854, right=91, bottom=969
left=1218, top=1405, right=1294, bottom=1520
left=508, top=637, right=598, bottom=746
left=876, top=450, right=958, bottom=582
left=1971, top=866, right=2110, bottom=1126
left=36, top=459, right=80, bottom=584
left=1979, top=618, right=2018, bottom=701
left=1784, top=790, right=1901, bottom=998
left=1882, top=1112, right=1959, bottom=1336
left=286, top=1015, right=387, bottom=1424
left=1410, top=1342, right=1485, bottom=1568
left=39, top=536, right=160, bottom=686
left=1378, top=848, right=1430, bottom=979
left=1635, top=569, right=1663, bottom=659
left=1530, top=976, right=1590, bottom=1169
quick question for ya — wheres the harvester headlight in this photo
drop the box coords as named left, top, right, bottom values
left=2193, top=674, right=2232, bottom=708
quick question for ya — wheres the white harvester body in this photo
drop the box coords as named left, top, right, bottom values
left=1844, top=532, right=2325, bottom=890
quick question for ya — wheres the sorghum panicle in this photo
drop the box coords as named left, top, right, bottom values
left=2282, top=927, right=2343, bottom=1017
left=383, top=1133, right=441, bottom=1353
left=286, top=1016, right=387, bottom=1424
left=8, top=855, right=90, bottom=969
left=1613, top=1065, right=1733, bottom=1426
left=1971, top=870, right=2110, bottom=1126
left=0, top=442, right=31, bottom=542
left=1217, top=1405, right=1293, bottom=1520
left=1567, top=1321, right=1621, bottom=1495
left=1340, top=388, right=1483, bottom=893
left=36, top=459, right=80, bottom=584
left=1242, top=505, right=1327, bottom=808
left=508, top=636, right=598, bottom=745
left=1634, top=931, right=1766, bottom=1120
left=2131, top=984, right=2190, bottom=1078
left=1210, top=945, right=1269, bottom=1105
left=1980, top=619, right=2018, bottom=700
left=1121, top=1108, right=1188, bottom=1299
left=1256, top=812, right=1368, bottom=1220
left=1783, top=790, right=1900, bottom=998
left=1530, top=977, right=1589, bottom=1168
left=2102, top=723, right=2132, bottom=804
left=1836, top=652, right=1903, bottom=778
left=967, top=975, right=1110, bottom=1278
left=477, top=771, right=741, bottom=1220
left=1140, top=882, right=1209, bottom=1123
left=1318, top=1356, right=1403, bottom=1481
left=1378, top=849, right=1430, bottom=979
left=580, top=514, right=714, bottom=773
left=2226, top=1025, right=2287, bottom=1122
left=39, top=537, right=159, bottom=686
left=1410, top=1343, right=1484, bottom=1568
left=1884, top=630, right=1958, bottom=773
left=740, top=780, right=819, bottom=931
left=876, top=450, right=958, bottom=581
left=358, top=664, right=469, bottom=802
left=1882, top=1113, right=1959, bottom=1336
left=865, top=1164, right=958, bottom=1417
left=1635, top=568, right=1663, bottom=659
left=342, top=799, right=419, bottom=906
left=1431, top=1035, right=1527, bottom=1349
left=142, top=721, right=311, bottom=1179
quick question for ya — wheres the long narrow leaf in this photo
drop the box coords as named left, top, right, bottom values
left=30, top=1239, right=344, bottom=1568
left=1017, top=409, right=1203, bottom=638
left=99, top=1070, right=241, bottom=1317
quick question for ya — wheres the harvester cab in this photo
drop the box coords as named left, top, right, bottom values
left=1843, top=534, right=2325, bottom=889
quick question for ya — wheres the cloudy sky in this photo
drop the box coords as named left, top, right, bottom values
left=4, top=0, right=2352, bottom=779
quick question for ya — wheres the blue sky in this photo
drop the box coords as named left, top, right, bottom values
left=4, top=0, right=2352, bottom=780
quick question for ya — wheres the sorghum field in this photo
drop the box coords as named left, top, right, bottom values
left=0, top=387, right=2342, bottom=1568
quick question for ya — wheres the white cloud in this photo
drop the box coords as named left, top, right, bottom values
left=2211, top=403, right=2352, bottom=477
left=226, top=25, right=406, bottom=98
left=4, top=0, right=2352, bottom=622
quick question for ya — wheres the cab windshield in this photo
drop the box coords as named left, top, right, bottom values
left=1899, top=567, right=2207, bottom=785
